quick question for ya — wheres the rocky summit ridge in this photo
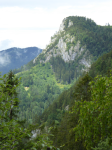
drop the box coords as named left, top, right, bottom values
left=33, top=17, right=92, bottom=71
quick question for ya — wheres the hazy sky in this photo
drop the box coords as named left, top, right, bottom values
left=0, top=0, right=112, bottom=51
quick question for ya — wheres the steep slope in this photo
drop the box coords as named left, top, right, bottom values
left=0, top=47, right=42, bottom=74
left=16, top=16, right=112, bottom=124
left=89, top=49, right=112, bottom=77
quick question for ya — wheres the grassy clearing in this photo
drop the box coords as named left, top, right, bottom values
left=24, top=87, right=29, bottom=91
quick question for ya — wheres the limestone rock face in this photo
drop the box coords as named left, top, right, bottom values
left=59, top=18, right=66, bottom=32
left=33, top=17, right=93, bottom=71
left=68, top=20, right=73, bottom=27
left=59, top=19, right=73, bottom=31
left=65, top=105, right=69, bottom=111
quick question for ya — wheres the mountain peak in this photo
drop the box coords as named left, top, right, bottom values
left=33, top=16, right=92, bottom=71
left=33, top=15, right=112, bottom=78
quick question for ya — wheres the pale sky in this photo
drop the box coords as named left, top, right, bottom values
left=0, top=0, right=112, bottom=51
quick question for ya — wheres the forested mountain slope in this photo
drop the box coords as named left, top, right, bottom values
left=0, top=47, right=42, bottom=75
left=37, top=49, right=112, bottom=126
left=16, top=16, right=112, bottom=125
left=36, top=49, right=112, bottom=150
left=17, top=62, right=72, bottom=125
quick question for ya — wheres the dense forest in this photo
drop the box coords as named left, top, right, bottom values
left=49, top=56, right=85, bottom=84
left=35, top=49, right=112, bottom=149
left=0, top=71, right=59, bottom=149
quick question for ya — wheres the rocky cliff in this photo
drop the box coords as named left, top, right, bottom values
left=33, top=17, right=92, bottom=72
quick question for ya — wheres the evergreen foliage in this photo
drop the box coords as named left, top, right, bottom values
left=49, top=56, right=84, bottom=84
left=72, top=75, right=112, bottom=149
left=0, top=71, right=59, bottom=150
left=89, top=49, right=112, bottom=78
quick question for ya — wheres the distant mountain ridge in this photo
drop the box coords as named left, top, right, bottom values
left=0, top=47, right=42, bottom=74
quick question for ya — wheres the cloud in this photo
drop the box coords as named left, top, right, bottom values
left=0, top=2, right=111, bottom=29
left=0, top=28, right=56, bottom=49
left=16, top=51, right=21, bottom=57
left=0, top=0, right=109, bottom=8
left=0, top=52, right=11, bottom=66
left=0, top=0, right=112, bottom=50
